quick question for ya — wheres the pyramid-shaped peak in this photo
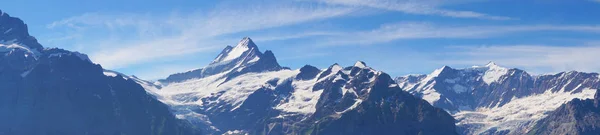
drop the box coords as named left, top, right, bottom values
left=439, top=65, right=453, bottom=70
left=354, top=61, right=367, bottom=68
left=430, top=66, right=453, bottom=77
left=236, top=37, right=258, bottom=49
left=213, top=37, right=261, bottom=63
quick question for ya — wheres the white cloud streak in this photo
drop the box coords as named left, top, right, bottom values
left=47, top=2, right=355, bottom=70
left=44, top=0, right=600, bottom=79
left=197, top=4, right=355, bottom=37
left=317, top=0, right=513, bottom=20
left=321, top=22, right=600, bottom=46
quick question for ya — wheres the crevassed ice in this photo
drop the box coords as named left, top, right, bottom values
left=455, top=88, right=597, bottom=134
left=275, top=76, right=324, bottom=115
left=158, top=70, right=298, bottom=110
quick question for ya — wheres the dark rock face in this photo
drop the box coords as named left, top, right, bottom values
left=302, top=72, right=457, bottom=135
left=0, top=11, right=199, bottom=135
left=528, top=89, right=600, bottom=135
left=160, top=37, right=285, bottom=84
left=0, top=10, right=43, bottom=50
left=296, top=65, right=320, bottom=80
left=241, top=64, right=458, bottom=135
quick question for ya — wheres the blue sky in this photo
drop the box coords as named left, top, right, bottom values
left=2, top=0, right=600, bottom=79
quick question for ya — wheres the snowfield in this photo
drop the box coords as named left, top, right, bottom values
left=157, top=69, right=299, bottom=109
left=455, top=88, right=596, bottom=134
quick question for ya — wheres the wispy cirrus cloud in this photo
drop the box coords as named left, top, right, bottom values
left=251, top=31, right=344, bottom=42
left=318, top=22, right=600, bottom=46
left=316, top=0, right=513, bottom=20
left=43, top=0, right=600, bottom=79
left=46, top=1, right=355, bottom=71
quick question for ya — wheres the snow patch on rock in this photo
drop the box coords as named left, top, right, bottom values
left=0, top=42, right=40, bottom=58
left=103, top=71, right=118, bottom=77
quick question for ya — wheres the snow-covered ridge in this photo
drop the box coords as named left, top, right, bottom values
left=396, top=62, right=600, bottom=134
left=46, top=49, right=91, bottom=62
left=274, top=71, right=324, bottom=115
left=0, top=41, right=40, bottom=58
left=396, top=62, right=512, bottom=107
left=103, top=70, right=162, bottom=96
left=157, top=61, right=378, bottom=116
left=276, top=61, right=376, bottom=115
left=455, top=88, right=597, bottom=134
left=144, top=57, right=384, bottom=133
left=1, top=40, right=93, bottom=63
left=159, top=69, right=298, bottom=108
left=128, top=37, right=456, bottom=134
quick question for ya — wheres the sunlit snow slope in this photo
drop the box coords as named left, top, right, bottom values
left=396, top=63, right=599, bottom=135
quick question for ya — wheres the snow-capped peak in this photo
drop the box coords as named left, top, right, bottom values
left=232, top=37, right=258, bottom=52
left=354, top=61, right=367, bottom=68
left=212, top=37, right=259, bottom=63
left=481, top=62, right=509, bottom=85
left=484, top=61, right=506, bottom=70
left=430, top=66, right=451, bottom=77
left=485, top=61, right=498, bottom=67
left=330, top=63, right=343, bottom=73
left=160, top=37, right=284, bottom=84
left=237, top=37, right=257, bottom=48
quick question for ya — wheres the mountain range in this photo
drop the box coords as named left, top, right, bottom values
left=145, top=37, right=457, bottom=135
left=395, top=62, right=600, bottom=134
left=2, top=9, right=600, bottom=135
